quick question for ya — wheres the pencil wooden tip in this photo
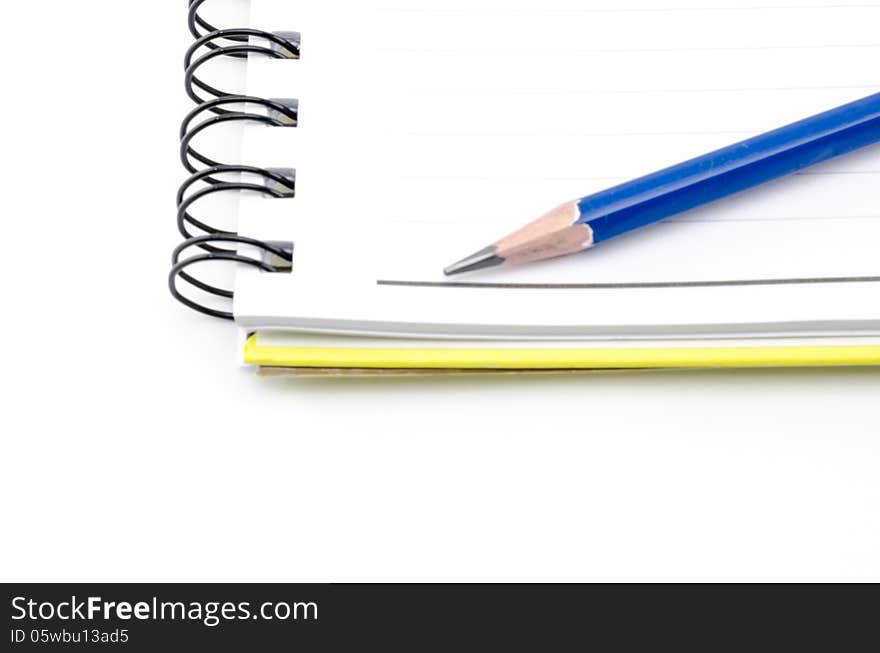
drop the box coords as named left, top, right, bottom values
left=444, top=246, right=505, bottom=276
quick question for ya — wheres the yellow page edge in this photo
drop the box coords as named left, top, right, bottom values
left=244, top=336, right=880, bottom=369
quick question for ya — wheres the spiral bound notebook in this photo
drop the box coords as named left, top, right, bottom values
left=173, top=0, right=880, bottom=371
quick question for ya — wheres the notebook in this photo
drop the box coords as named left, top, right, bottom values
left=175, top=0, right=880, bottom=370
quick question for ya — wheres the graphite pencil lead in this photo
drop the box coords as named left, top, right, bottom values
left=443, top=246, right=505, bottom=276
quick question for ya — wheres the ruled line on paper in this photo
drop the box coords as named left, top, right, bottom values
left=406, top=84, right=880, bottom=96
left=378, top=4, right=880, bottom=13
left=390, top=129, right=869, bottom=138
left=381, top=42, right=880, bottom=54
left=397, top=172, right=880, bottom=182
left=389, top=130, right=759, bottom=138
left=383, top=214, right=880, bottom=225
left=377, top=276, right=880, bottom=290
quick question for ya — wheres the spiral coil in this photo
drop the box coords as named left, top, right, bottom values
left=170, top=0, right=299, bottom=320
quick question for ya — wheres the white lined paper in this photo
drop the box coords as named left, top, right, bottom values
left=235, top=0, right=880, bottom=337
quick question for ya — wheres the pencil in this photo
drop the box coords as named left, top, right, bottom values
left=444, top=91, right=880, bottom=276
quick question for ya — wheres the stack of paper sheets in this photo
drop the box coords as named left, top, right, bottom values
left=234, top=0, right=880, bottom=370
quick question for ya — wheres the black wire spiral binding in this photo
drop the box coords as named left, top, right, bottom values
left=170, top=0, right=300, bottom=320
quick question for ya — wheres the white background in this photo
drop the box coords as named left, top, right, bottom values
left=1, top=0, right=879, bottom=582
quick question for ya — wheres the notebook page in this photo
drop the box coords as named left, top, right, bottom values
left=235, top=0, right=880, bottom=337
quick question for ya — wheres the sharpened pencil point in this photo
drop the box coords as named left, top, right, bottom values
left=444, top=246, right=505, bottom=276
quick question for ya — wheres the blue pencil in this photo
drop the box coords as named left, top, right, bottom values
left=444, top=91, right=880, bottom=276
